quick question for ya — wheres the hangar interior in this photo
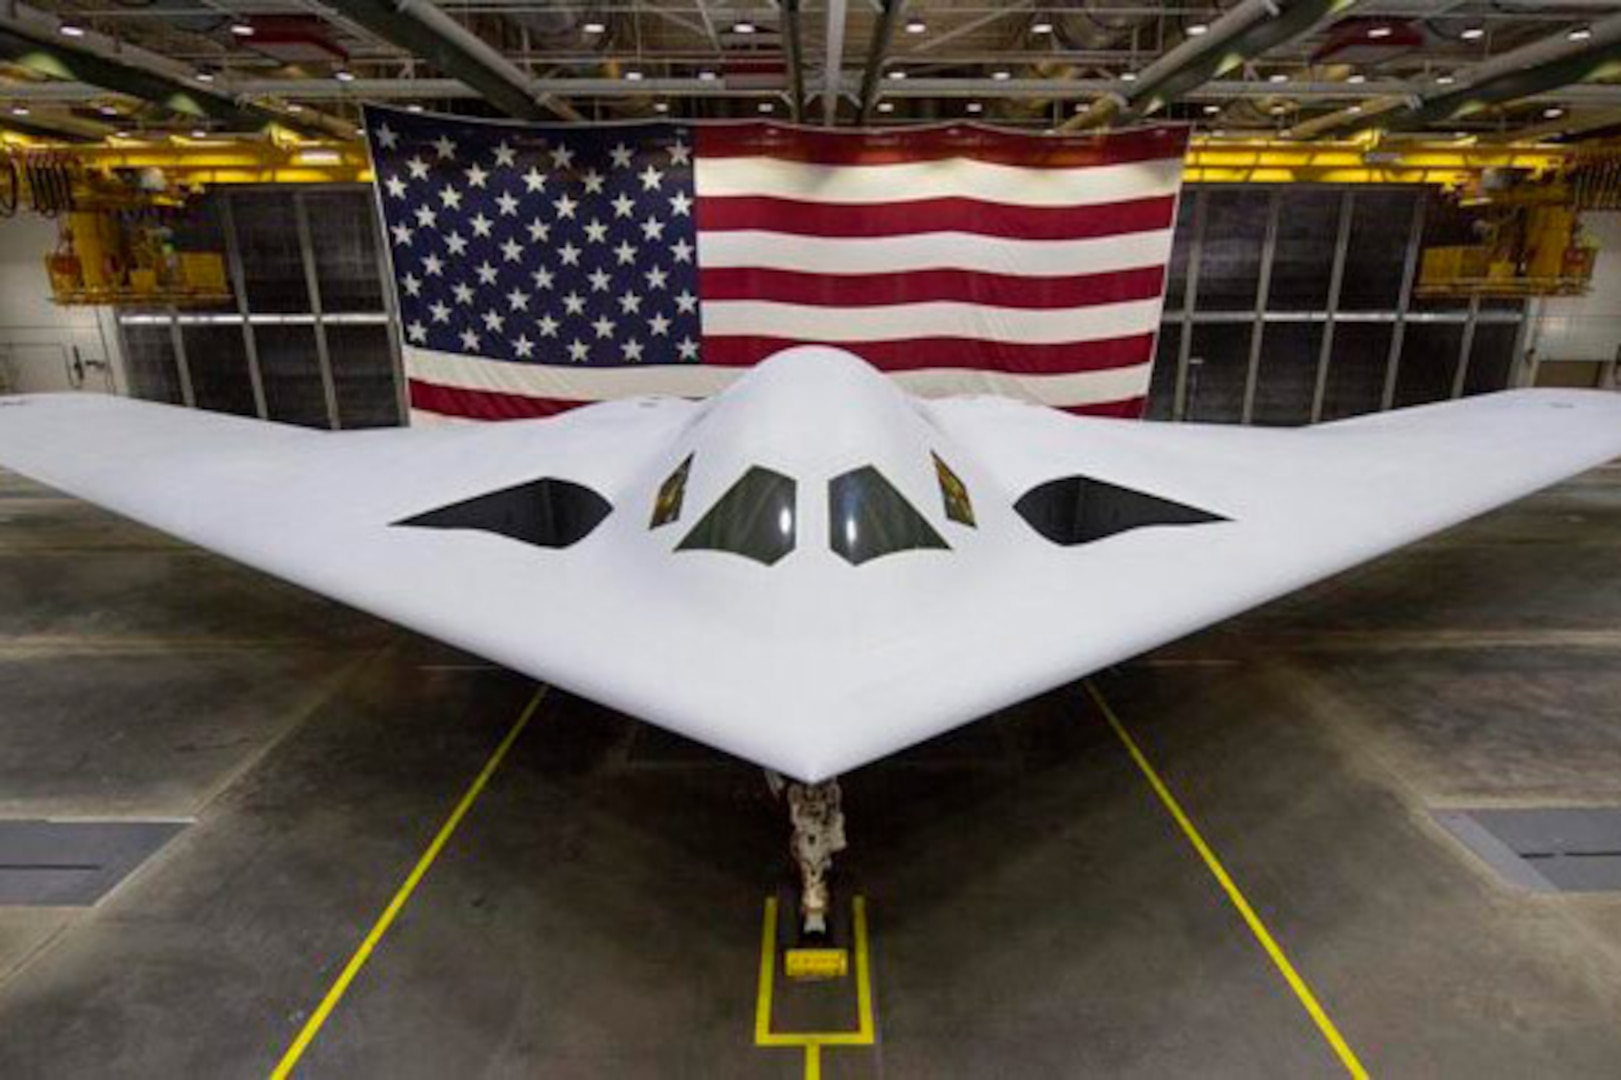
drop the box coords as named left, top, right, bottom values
left=0, top=2, right=1619, bottom=1078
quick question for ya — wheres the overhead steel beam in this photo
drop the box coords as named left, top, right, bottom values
left=0, top=24, right=270, bottom=130
left=11, top=77, right=1621, bottom=108
left=316, top=0, right=581, bottom=122
left=1065, top=0, right=1356, bottom=131
left=823, top=0, right=848, bottom=125
left=783, top=0, right=806, bottom=122
left=856, top=0, right=905, bottom=124
left=1310, top=14, right=1621, bottom=138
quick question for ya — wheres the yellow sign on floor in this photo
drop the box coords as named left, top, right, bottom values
left=784, top=947, right=848, bottom=981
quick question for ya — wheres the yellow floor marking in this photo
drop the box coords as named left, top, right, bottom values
left=1084, top=681, right=1370, bottom=1080
left=268, top=685, right=548, bottom=1079
left=755, top=896, right=876, bottom=1077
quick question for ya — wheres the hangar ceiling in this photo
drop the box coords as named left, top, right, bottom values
left=1, top=2, right=1618, bottom=144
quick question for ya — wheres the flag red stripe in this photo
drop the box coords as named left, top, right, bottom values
left=695, top=122, right=1191, bottom=168
left=698, top=333, right=1155, bottom=373
left=409, top=379, right=585, bottom=420
left=411, top=377, right=1146, bottom=421
left=695, top=193, right=1175, bottom=240
left=699, top=266, right=1165, bottom=310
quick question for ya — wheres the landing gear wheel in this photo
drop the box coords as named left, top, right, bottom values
left=767, top=772, right=847, bottom=939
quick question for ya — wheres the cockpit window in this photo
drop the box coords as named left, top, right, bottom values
left=932, top=453, right=975, bottom=528
left=676, top=466, right=797, bottom=566
left=649, top=453, right=693, bottom=529
left=829, top=466, right=949, bottom=566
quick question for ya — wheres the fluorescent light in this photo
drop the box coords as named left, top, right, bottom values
left=624, top=70, right=644, bottom=81
left=1461, top=26, right=1484, bottom=41
left=10, top=105, right=28, bottom=116
left=297, top=148, right=342, bottom=165
left=98, top=104, right=119, bottom=116
left=1436, top=73, right=1455, bottom=85
left=230, top=22, right=254, bottom=37
left=757, top=101, right=773, bottom=113
left=698, top=69, right=718, bottom=82
left=653, top=101, right=669, bottom=113
left=1569, top=26, right=1592, bottom=42
left=905, top=18, right=926, bottom=34
left=405, top=103, right=423, bottom=113
left=732, top=20, right=755, bottom=34
left=877, top=101, right=894, bottom=113
left=190, top=128, right=208, bottom=139
left=1347, top=73, right=1366, bottom=84
left=285, top=102, right=304, bottom=113
left=194, top=70, right=214, bottom=83
left=1187, top=23, right=1208, bottom=36
left=333, top=69, right=355, bottom=82
left=353, top=126, right=365, bottom=136
left=1120, top=71, right=1138, bottom=83
left=1268, top=72, right=1289, bottom=83
left=1347, top=104, right=1363, bottom=114
left=1031, top=19, right=1054, bottom=35
left=1544, top=106, right=1565, bottom=119
left=887, top=69, right=906, bottom=80
left=59, top=22, right=85, bottom=37
left=583, top=20, right=606, bottom=34
left=1368, top=25, right=1393, bottom=39
left=991, top=69, right=1011, bottom=81
left=965, top=101, right=983, bottom=114
left=1203, top=104, right=1220, bottom=114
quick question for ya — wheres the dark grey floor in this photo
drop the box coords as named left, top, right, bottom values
left=2, top=461, right=1621, bottom=1078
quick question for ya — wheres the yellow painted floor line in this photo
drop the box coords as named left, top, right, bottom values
left=1084, top=680, right=1369, bottom=1080
left=268, top=685, right=548, bottom=1079
left=755, top=895, right=876, bottom=1077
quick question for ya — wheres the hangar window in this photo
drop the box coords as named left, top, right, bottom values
left=829, top=466, right=950, bottom=566
left=932, top=453, right=976, bottom=528
left=676, top=466, right=797, bottom=566
left=395, top=477, right=613, bottom=548
left=1014, top=475, right=1225, bottom=546
left=650, top=454, right=693, bottom=529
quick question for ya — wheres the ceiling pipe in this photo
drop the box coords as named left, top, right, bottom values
left=822, top=0, right=847, bottom=125
left=1286, top=94, right=1411, bottom=139
left=317, top=0, right=582, bottom=122
left=1311, top=17, right=1621, bottom=138
left=783, top=0, right=806, bottom=122
left=856, top=0, right=906, bottom=124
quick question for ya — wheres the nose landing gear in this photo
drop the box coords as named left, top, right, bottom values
left=766, top=772, right=847, bottom=937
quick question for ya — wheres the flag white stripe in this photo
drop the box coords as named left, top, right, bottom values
left=696, top=229, right=1174, bottom=277
left=406, top=346, right=1152, bottom=407
left=695, top=156, right=1184, bottom=207
left=701, top=298, right=1163, bottom=345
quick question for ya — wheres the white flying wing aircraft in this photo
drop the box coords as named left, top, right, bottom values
left=3, top=346, right=1620, bottom=930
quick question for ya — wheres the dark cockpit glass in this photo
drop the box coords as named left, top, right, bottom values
left=676, top=466, right=797, bottom=566
left=649, top=453, right=693, bottom=529
left=828, top=466, right=949, bottom=566
left=395, top=477, right=612, bottom=548
left=932, top=452, right=976, bottom=528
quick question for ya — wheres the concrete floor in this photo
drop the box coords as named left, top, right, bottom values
left=1, top=460, right=1620, bottom=1078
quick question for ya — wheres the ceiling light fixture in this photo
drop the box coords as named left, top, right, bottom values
left=1203, top=103, right=1220, bottom=114
left=966, top=101, right=983, bottom=114
left=583, top=20, right=606, bottom=34
left=1031, top=18, right=1054, bottom=35
left=194, top=70, right=215, bottom=83
left=624, top=70, right=644, bottom=81
left=653, top=101, right=669, bottom=113
left=1460, top=26, right=1484, bottom=41
left=1347, top=72, right=1367, bottom=84
left=698, top=69, right=718, bottom=82
left=991, top=69, right=1011, bottom=81
left=405, top=103, right=423, bottom=113
left=333, top=69, right=355, bottom=83
left=1569, top=26, right=1592, bottom=42
left=1436, top=73, right=1455, bottom=85
left=905, top=18, right=926, bottom=34
left=758, top=100, right=773, bottom=112
left=887, top=69, right=907, bottom=80
left=733, top=20, right=755, bottom=34
left=1544, top=106, right=1565, bottom=119
left=1268, top=72, right=1289, bottom=83
left=230, top=22, right=254, bottom=37
left=9, top=105, right=28, bottom=116
left=98, top=104, right=119, bottom=116
left=877, top=101, right=894, bottom=113
left=1187, top=23, right=1208, bottom=36
left=285, top=102, right=304, bottom=113
left=1347, top=104, right=1363, bottom=114
left=1120, top=71, right=1138, bottom=82
left=1368, top=25, right=1393, bottom=39
left=190, top=128, right=208, bottom=139
left=59, top=22, right=85, bottom=37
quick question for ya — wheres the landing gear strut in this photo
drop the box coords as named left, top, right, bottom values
left=766, top=772, right=847, bottom=937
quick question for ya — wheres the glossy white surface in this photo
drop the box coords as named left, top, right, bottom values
left=3, top=347, right=1620, bottom=781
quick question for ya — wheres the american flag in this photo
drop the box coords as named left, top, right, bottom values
left=364, top=107, right=1189, bottom=423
